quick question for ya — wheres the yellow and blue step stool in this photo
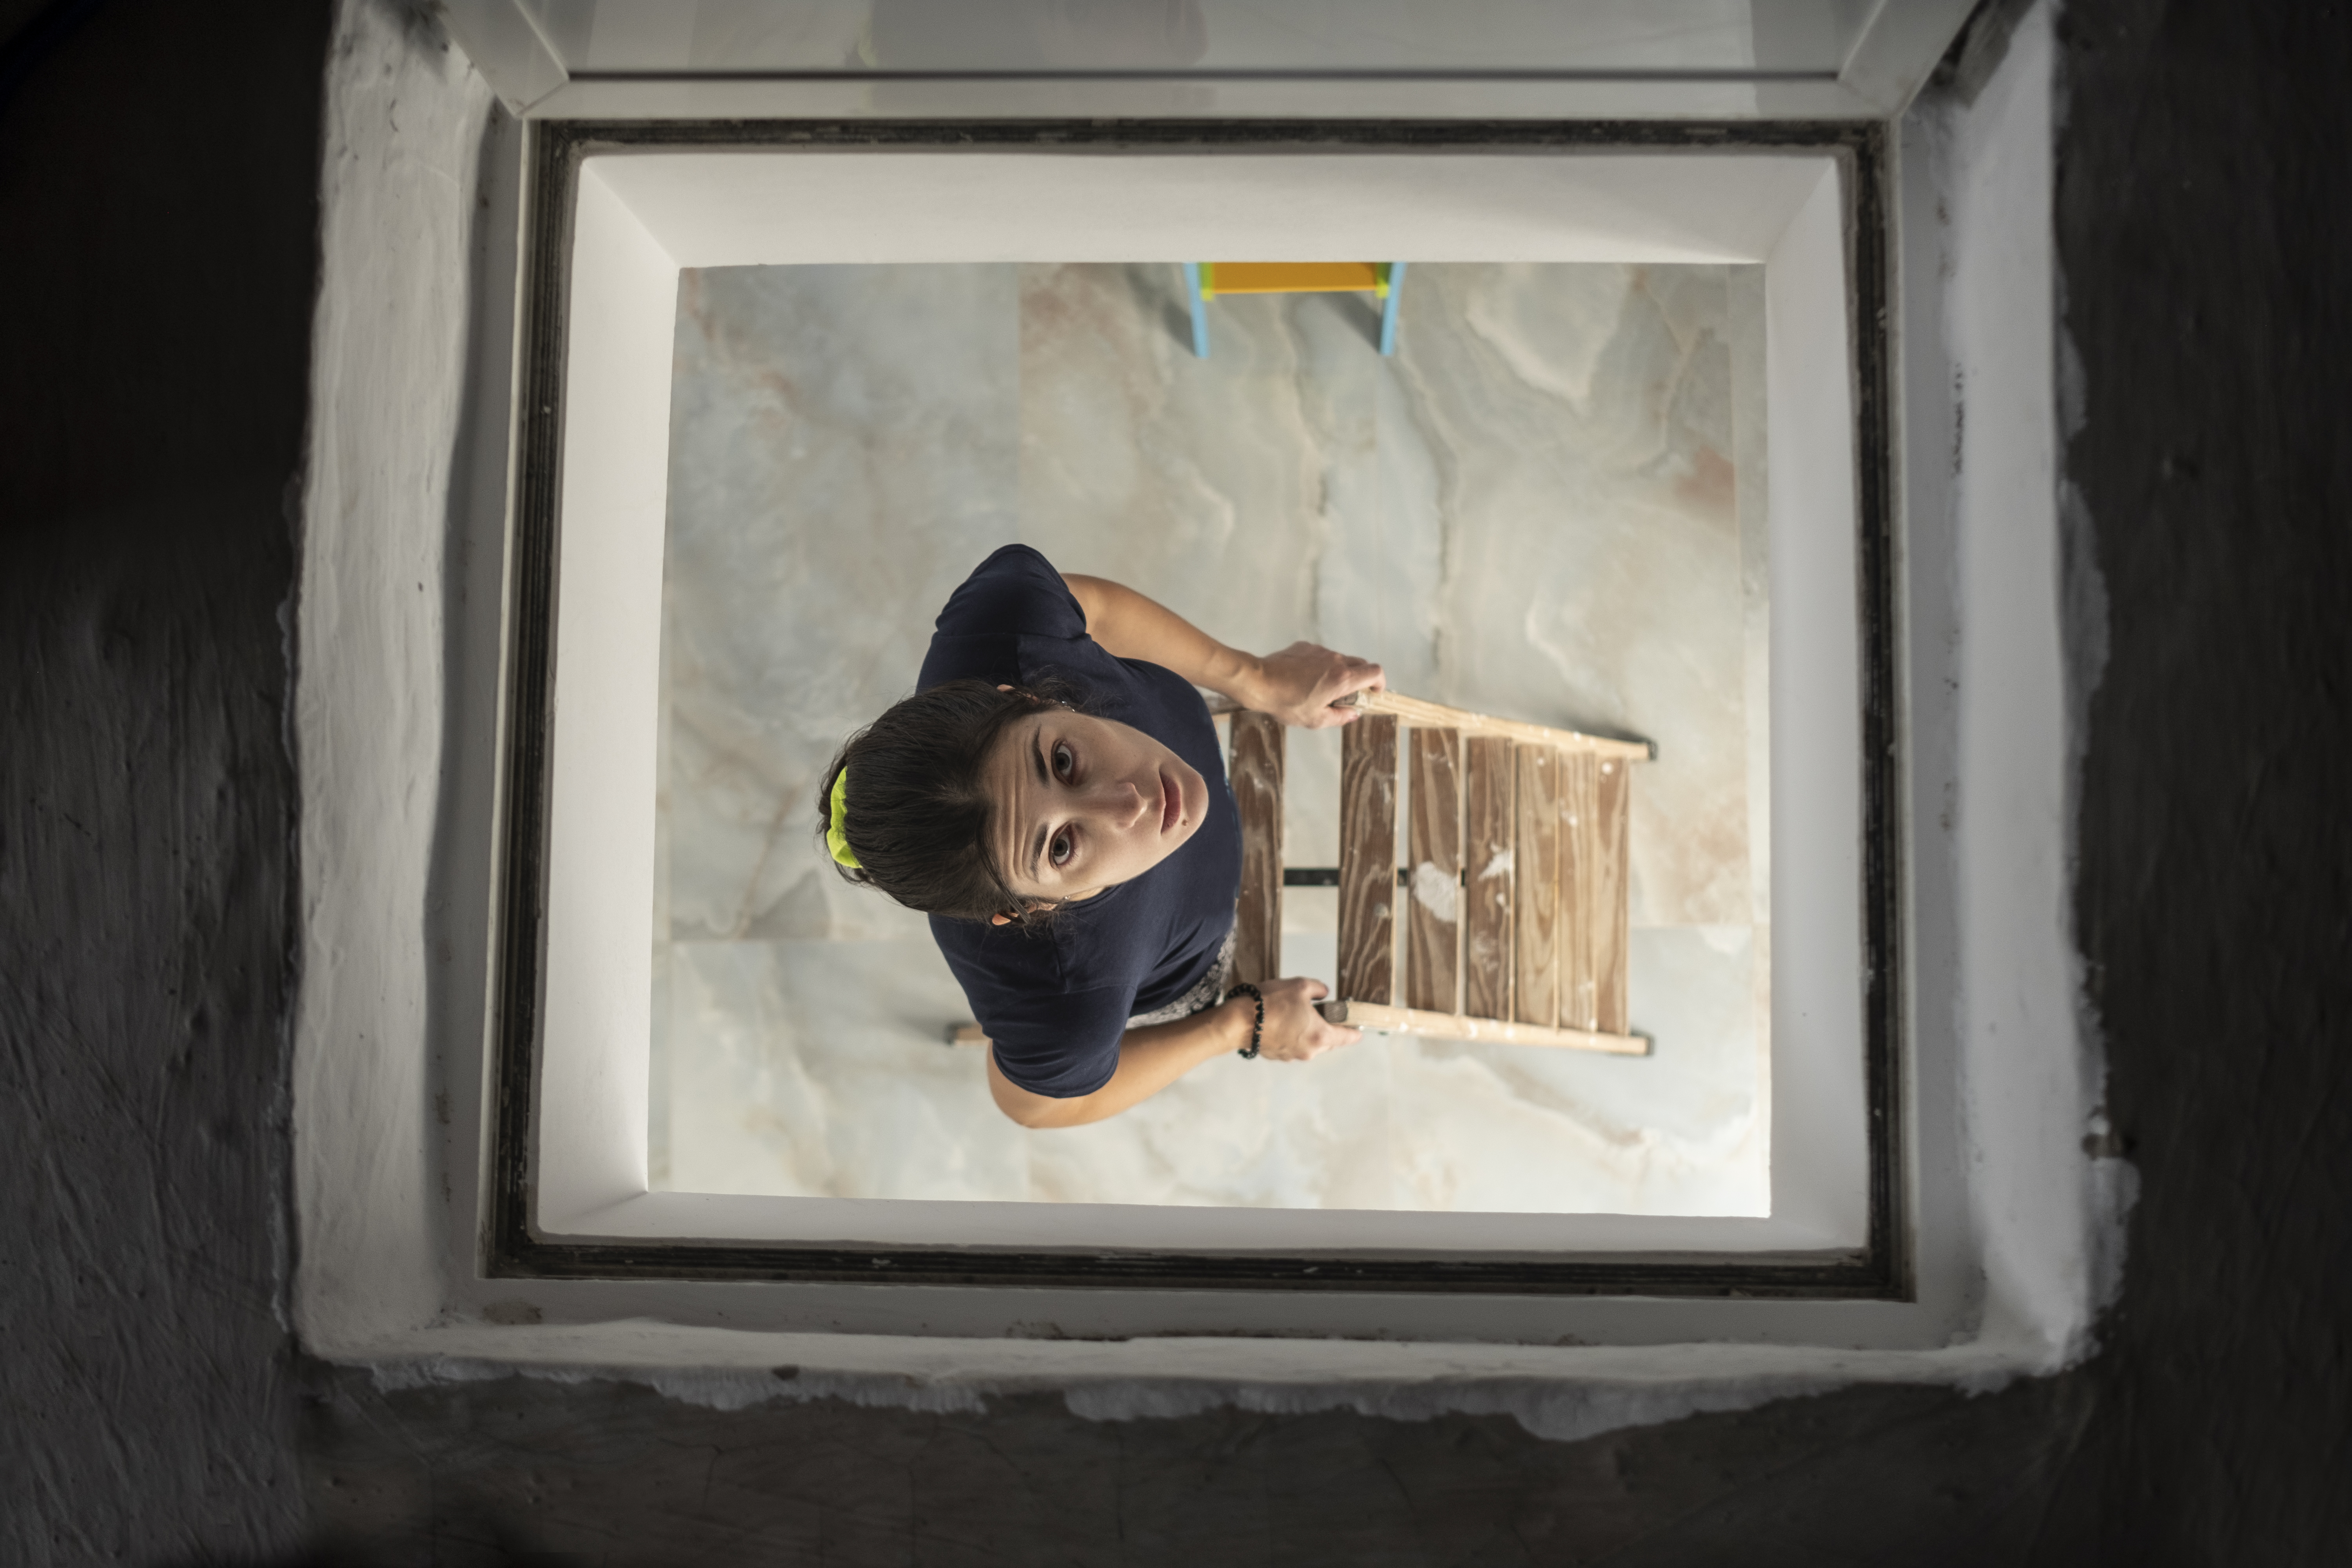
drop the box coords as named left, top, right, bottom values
left=1181, top=262, right=1407, bottom=358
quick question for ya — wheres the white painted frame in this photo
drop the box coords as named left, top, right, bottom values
left=533, top=149, right=1868, bottom=1259
left=441, top=0, right=1978, bottom=122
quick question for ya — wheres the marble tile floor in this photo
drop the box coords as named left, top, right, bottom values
left=652, top=261, right=1771, bottom=1215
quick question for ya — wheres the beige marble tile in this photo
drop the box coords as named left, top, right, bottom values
left=661, top=265, right=1019, bottom=944
left=659, top=927, right=1760, bottom=1216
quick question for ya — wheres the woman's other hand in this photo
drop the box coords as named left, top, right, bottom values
left=1244, top=641, right=1386, bottom=728
left=1250, top=976, right=1363, bottom=1063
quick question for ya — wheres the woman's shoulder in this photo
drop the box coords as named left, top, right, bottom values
left=931, top=544, right=1087, bottom=644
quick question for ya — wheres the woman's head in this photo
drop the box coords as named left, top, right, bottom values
left=819, top=678, right=1209, bottom=924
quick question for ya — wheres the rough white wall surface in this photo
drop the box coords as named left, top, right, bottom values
left=355, top=1325, right=2033, bottom=1446
left=296, top=0, right=2123, bottom=1430
left=1901, top=4, right=2137, bottom=1365
left=295, top=0, right=498, bottom=1347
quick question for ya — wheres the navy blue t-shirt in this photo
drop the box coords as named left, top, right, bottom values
left=918, top=545, right=1241, bottom=1098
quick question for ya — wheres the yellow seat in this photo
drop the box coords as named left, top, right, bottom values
left=1201, top=262, right=1387, bottom=296
left=1181, top=261, right=1406, bottom=356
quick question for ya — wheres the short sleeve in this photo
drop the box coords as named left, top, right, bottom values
left=931, top=910, right=1137, bottom=1099
left=919, top=545, right=1087, bottom=690
left=980, top=985, right=1132, bottom=1099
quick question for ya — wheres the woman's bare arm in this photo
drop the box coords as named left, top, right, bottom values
left=1061, top=573, right=1385, bottom=729
left=985, top=976, right=1360, bottom=1128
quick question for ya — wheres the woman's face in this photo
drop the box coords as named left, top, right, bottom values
left=982, top=706, right=1209, bottom=908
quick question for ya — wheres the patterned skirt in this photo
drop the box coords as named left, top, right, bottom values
left=1123, top=920, right=1238, bottom=1029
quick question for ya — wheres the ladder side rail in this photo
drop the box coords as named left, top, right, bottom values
left=1404, top=726, right=1463, bottom=1014
left=1335, top=713, right=1399, bottom=1009
left=1461, top=735, right=1515, bottom=1024
left=1228, top=710, right=1285, bottom=987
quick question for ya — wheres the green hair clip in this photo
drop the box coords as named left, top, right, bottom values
left=826, top=769, right=860, bottom=869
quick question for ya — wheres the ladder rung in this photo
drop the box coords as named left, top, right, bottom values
left=1283, top=866, right=1464, bottom=888
left=1335, top=690, right=1653, bottom=760
left=1317, top=999, right=1648, bottom=1056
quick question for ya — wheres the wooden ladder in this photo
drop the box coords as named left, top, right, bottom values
left=1228, top=691, right=1651, bottom=1055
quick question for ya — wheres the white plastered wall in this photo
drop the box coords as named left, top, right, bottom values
left=296, top=0, right=2124, bottom=1426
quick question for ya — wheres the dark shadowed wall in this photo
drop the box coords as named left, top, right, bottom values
left=1, top=1, right=2344, bottom=1563
left=1, top=0, right=325, bottom=1561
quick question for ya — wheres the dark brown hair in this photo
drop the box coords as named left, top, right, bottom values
left=816, top=678, right=1079, bottom=925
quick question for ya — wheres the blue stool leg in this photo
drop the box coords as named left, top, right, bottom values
left=1182, top=262, right=1210, bottom=358
left=1379, top=262, right=1406, bottom=356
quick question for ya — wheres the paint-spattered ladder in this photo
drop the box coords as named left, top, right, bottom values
left=1227, top=691, right=1652, bottom=1055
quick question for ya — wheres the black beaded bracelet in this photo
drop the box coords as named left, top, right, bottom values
left=1224, top=982, right=1265, bottom=1059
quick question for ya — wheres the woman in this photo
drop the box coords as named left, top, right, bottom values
left=818, top=544, right=1382, bottom=1129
